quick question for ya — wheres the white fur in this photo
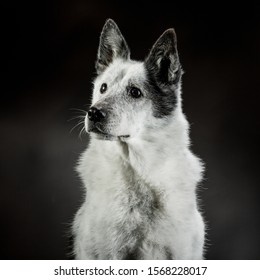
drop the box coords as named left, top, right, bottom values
left=73, top=58, right=205, bottom=260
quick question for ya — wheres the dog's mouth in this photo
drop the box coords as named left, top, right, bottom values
left=88, top=126, right=130, bottom=141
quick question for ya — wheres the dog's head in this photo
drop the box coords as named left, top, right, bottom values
left=86, top=19, right=183, bottom=141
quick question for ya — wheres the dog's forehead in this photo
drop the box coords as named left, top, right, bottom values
left=102, top=59, right=146, bottom=85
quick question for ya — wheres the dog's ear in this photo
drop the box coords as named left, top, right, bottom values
left=145, top=29, right=182, bottom=86
left=96, top=19, right=130, bottom=74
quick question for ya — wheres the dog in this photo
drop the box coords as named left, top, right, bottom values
left=72, top=19, right=205, bottom=260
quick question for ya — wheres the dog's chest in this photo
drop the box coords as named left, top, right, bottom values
left=95, top=162, right=163, bottom=223
left=88, top=159, right=167, bottom=258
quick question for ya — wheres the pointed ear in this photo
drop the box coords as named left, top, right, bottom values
left=145, top=29, right=182, bottom=86
left=96, top=19, right=130, bottom=74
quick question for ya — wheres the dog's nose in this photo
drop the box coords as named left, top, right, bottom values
left=88, top=107, right=106, bottom=122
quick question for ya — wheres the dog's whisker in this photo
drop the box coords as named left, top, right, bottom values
left=69, top=108, right=88, bottom=113
left=68, top=115, right=86, bottom=122
left=70, top=121, right=85, bottom=134
left=79, top=125, right=86, bottom=140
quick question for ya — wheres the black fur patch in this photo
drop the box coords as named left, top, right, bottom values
left=144, top=28, right=183, bottom=118
left=164, top=246, right=174, bottom=260
left=145, top=29, right=181, bottom=84
left=144, top=66, right=179, bottom=118
left=123, top=249, right=140, bottom=260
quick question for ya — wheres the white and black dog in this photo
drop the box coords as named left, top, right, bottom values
left=73, top=19, right=205, bottom=260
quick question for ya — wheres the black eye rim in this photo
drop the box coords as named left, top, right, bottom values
left=128, top=86, right=142, bottom=98
left=100, top=83, right=107, bottom=94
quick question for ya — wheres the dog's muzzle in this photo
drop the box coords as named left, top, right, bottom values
left=87, top=106, right=110, bottom=137
left=87, top=106, right=130, bottom=140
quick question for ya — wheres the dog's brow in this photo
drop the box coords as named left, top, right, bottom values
left=114, top=69, right=126, bottom=83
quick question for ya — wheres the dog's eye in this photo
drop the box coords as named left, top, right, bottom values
left=129, top=87, right=142, bottom=98
left=100, top=83, right=107, bottom=94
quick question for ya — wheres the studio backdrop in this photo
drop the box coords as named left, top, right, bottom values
left=1, top=0, right=259, bottom=259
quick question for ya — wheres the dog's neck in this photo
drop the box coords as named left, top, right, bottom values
left=115, top=108, right=191, bottom=186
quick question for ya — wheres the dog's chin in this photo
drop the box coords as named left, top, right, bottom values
left=88, top=127, right=130, bottom=141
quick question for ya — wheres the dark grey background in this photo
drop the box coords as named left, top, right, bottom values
left=1, top=0, right=259, bottom=259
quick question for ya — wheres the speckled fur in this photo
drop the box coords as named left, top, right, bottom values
left=72, top=19, right=205, bottom=260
